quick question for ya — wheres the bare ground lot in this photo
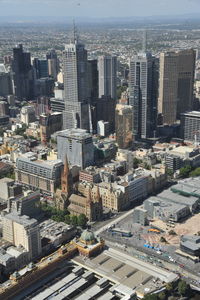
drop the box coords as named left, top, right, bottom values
left=142, top=213, right=200, bottom=246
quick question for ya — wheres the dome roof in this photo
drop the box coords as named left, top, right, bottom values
left=80, top=230, right=95, bottom=242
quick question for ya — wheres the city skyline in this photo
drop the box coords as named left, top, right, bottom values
left=0, top=0, right=200, bottom=18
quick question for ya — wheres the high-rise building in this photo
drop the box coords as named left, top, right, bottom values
left=180, top=111, right=200, bottom=143
left=87, top=59, right=98, bottom=102
left=0, top=64, right=13, bottom=97
left=0, top=100, right=9, bottom=116
left=98, top=55, right=117, bottom=100
left=20, top=105, right=36, bottom=125
left=57, top=129, right=94, bottom=169
left=46, top=49, right=59, bottom=80
left=39, top=112, right=62, bottom=144
left=158, top=50, right=195, bottom=125
left=91, top=96, right=116, bottom=133
left=62, top=39, right=90, bottom=130
left=3, top=213, right=41, bottom=260
left=12, top=44, right=33, bottom=100
left=115, top=104, right=133, bottom=149
left=129, top=52, right=158, bottom=139
left=33, top=58, right=48, bottom=79
left=177, top=49, right=195, bottom=118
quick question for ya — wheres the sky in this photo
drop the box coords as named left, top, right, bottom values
left=0, top=0, right=200, bottom=18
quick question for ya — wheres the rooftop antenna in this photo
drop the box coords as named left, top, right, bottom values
left=142, top=30, right=147, bottom=53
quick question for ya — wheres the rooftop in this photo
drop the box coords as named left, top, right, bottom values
left=57, top=129, right=92, bottom=140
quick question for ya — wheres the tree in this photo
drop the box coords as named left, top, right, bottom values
left=166, top=168, right=174, bottom=177
left=158, top=291, right=166, bottom=300
left=178, top=280, right=189, bottom=296
left=190, top=167, right=200, bottom=178
left=179, top=165, right=192, bottom=178
left=166, top=282, right=173, bottom=292
left=64, top=215, right=71, bottom=224
left=143, top=294, right=158, bottom=300
left=77, top=214, right=87, bottom=227
left=71, top=215, right=78, bottom=226
left=133, top=158, right=142, bottom=168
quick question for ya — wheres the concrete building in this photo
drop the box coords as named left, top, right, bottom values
left=39, top=219, right=76, bottom=249
left=15, top=152, right=63, bottom=195
left=20, top=106, right=36, bottom=125
left=180, top=235, right=200, bottom=257
left=98, top=55, right=117, bottom=100
left=62, top=39, right=90, bottom=130
left=79, top=167, right=101, bottom=183
left=0, top=178, right=22, bottom=202
left=0, top=64, right=13, bottom=97
left=115, top=104, right=133, bottom=149
left=165, top=146, right=200, bottom=171
left=133, top=207, right=148, bottom=225
left=0, top=100, right=9, bottom=116
left=3, top=213, right=41, bottom=260
left=57, top=129, right=94, bottom=169
left=116, top=149, right=134, bottom=171
left=7, top=191, right=41, bottom=218
left=97, top=120, right=110, bottom=137
left=39, top=112, right=62, bottom=144
left=158, top=50, right=195, bottom=125
left=158, top=52, right=178, bottom=125
left=181, top=111, right=200, bottom=143
left=0, top=249, right=16, bottom=274
left=129, top=52, right=158, bottom=139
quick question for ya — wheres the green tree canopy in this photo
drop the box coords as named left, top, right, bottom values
left=178, top=280, right=190, bottom=296
left=71, top=215, right=78, bottom=226
left=179, top=165, right=192, bottom=178
left=77, top=214, right=87, bottom=227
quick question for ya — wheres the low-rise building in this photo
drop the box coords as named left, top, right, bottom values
left=15, top=152, right=63, bottom=195
left=39, top=219, right=76, bottom=249
left=180, top=235, right=200, bottom=257
left=165, top=146, right=200, bottom=171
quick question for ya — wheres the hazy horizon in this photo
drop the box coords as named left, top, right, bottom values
left=0, top=0, right=200, bottom=18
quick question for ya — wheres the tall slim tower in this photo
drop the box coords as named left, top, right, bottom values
left=98, top=55, right=117, bottom=100
left=62, top=34, right=89, bottom=130
left=129, top=52, right=158, bottom=139
left=12, top=44, right=33, bottom=100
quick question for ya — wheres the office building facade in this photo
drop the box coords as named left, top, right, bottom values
left=15, top=153, right=63, bottom=195
left=3, top=213, right=41, bottom=260
left=129, top=52, right=158, bottom=139
left=158, top=50, right=195, bottom=125
left=181, top=111, right=200, bottom=143
left=98, top=55, right=117, bottom=100
left=12, top=44, right=33, bottom=100
left=62, top=40, right=90, bottom=130
left=57, top=129, right=94, bottom=169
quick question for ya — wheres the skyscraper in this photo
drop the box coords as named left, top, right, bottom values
left=98, top=55, right=117, bottom=100
left=129, top=52, right=158, bottom=139
left=115, top=104, right=133, bottom=149
left=62, top=38, right=90, bottom=130
left=177, top=49, right=195, bottom=118
left=158, top=49, right=195, bottom=125
left=12, top=44, right=33, bottom=100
